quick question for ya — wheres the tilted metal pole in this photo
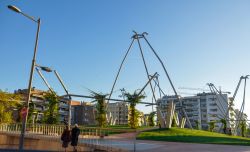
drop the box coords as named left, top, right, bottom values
left=54, top=70, right=72, bottom=128
left=19, top=18, right=41, bottom=151
left=142, top=33, right=193, bottom=129
left=138, top=72, right=158, bottom=96
left=61, top=94, right=157, bottom=105
left=134, top=32, right=157, bottom=112
left=235, top=76, right=248, bottom=132
left=107, top=39, right=135, bottom=109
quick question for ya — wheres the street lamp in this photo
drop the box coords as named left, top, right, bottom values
left=36, top=65, right=73, bottom=128
left=8, top=5, right=41, bottom=151
left=36, top=65, right=53, bottom=73
left=35, top=65, right=54, bottom=93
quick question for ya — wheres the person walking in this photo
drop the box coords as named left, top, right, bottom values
left=71, top=124, right=80, bottom=152
left=61, top=126, right=71, bottom=152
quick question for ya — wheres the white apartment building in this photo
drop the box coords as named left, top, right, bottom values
left=107, top=102, right=129, bottom=125
left=198, top=93, right=229, bottom=130
left=157, top=92, right=230, bottom=131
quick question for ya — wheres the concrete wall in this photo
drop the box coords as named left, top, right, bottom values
left=0, top=133, right=92, bottom=151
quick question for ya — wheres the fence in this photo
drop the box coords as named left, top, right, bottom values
left=0, top=123, right=137, bottom=151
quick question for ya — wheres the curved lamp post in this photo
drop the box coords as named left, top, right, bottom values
left=8, top=5, right=41, bottom=151
left=36, top=65, right=73, bottom=128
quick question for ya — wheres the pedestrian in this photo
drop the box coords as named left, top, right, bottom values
left=71, top=124, right=80, bottom=152
left=61, top=126, right=71, bottom=152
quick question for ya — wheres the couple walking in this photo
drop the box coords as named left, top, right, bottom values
left=61, top=124, right=80, bottom=152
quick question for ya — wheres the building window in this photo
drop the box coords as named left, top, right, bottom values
left=210, top=109, right=217, bottom=112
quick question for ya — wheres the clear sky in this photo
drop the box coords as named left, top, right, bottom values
left=0, top=0, right=250, bottom=117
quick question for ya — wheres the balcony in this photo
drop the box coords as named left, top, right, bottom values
left=59, top=103, right=69, bottom=108
left=59, top=110, right=68, bottom=115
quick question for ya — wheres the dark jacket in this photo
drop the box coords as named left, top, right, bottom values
left=71, top=127, right=80, bottom=146
left=61, top=129, right=71, bottom=148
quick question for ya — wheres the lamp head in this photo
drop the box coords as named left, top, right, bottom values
left=40, top=66, right=53, bottom=72
left=7, top=5, right=21, bottom=13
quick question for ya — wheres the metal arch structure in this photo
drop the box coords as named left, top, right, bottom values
left=60, top=94, right=156, bottom=106
left=234, top=75, right=249, bottom=133
left=106, top=31, right=193, bottom=129
left=207, top=83, right=228, bottom=119
left=207, top=75, right=249, bottom=135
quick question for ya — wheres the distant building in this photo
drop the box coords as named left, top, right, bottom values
left=157, top=92, right=230, bottom=131
left=107, top=102, right=129, bottom=125
left=137, top=110, right=145, bottom=127
left=71, top=102, right=96, bottom=126
left=143, top=114, right=150, bottom=126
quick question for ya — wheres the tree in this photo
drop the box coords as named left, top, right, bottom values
left=26, top=101, right=41, bottom=124
left=148, top=112, right=155, bottom=126
left=194, top=120, right=200, bottom=130
left=0, top=90, right=21, bottom=124
left=124, top=91, right=146, bottom=129
left=90, top=91, right=108, bottom=128
left=239, top=121, right=247, bottom=137
left=42, top=92, right=59, bottom=124
left=209, top=121, right=215, bottom=132
left=247, top=127, right=250, bottom=137
left=220, top=118, right=227, bottom=134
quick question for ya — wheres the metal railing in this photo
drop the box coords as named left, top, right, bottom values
left=0, top=123, right=137, bottom=151
left=0, top=123, right=65, bottom=136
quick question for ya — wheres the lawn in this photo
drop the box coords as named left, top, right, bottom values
left=108, top=125, right=155, bottom=130
left=79, top=125, right=155, bottom=136
left=137, top=128, right=250, bottom=146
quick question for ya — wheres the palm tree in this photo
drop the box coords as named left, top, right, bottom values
left=90, top=91, right=108, bottom=128
left=123, top=91, right=146, bottom=129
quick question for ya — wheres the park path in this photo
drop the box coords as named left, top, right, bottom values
left=134, top=140, right=250, bottom=152
left=104, top=129, right=250, bottom=152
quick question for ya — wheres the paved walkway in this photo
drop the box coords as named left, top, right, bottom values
left=135, top=140, right=250, bottom=152
left=79, top=130, right=250, bottom=152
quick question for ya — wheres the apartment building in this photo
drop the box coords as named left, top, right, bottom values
left=198, top=92, right=229, bottom=130
left=157, top=92, right=230, bottom=131
left=71, top=102, right=96, bottom=126
left=14, top=88, right=75, bottom=124
left=157, top=95, right=201, bottom=129
left=107, top=102, right=129, bottom=125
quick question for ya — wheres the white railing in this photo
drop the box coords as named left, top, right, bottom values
left=0, top=123, right=137, bottom=151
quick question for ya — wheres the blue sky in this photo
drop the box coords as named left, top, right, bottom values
left=0, top=0, right=250, bottom=116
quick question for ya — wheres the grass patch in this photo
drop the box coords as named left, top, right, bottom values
left=137, top=128, right=250, bottom=146
left=79, top=125, right=155, bottom=136
left=108, top=125, right=154, bottom=130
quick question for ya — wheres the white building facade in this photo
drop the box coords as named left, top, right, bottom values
left=107, top=102, right=129, bottom=125
left=157, top=92, right=230, bottom=131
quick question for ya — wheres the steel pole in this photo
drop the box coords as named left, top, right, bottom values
left=54, top=70, right=72, bottom=128
left=19, top=18, right=41, bottom=151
